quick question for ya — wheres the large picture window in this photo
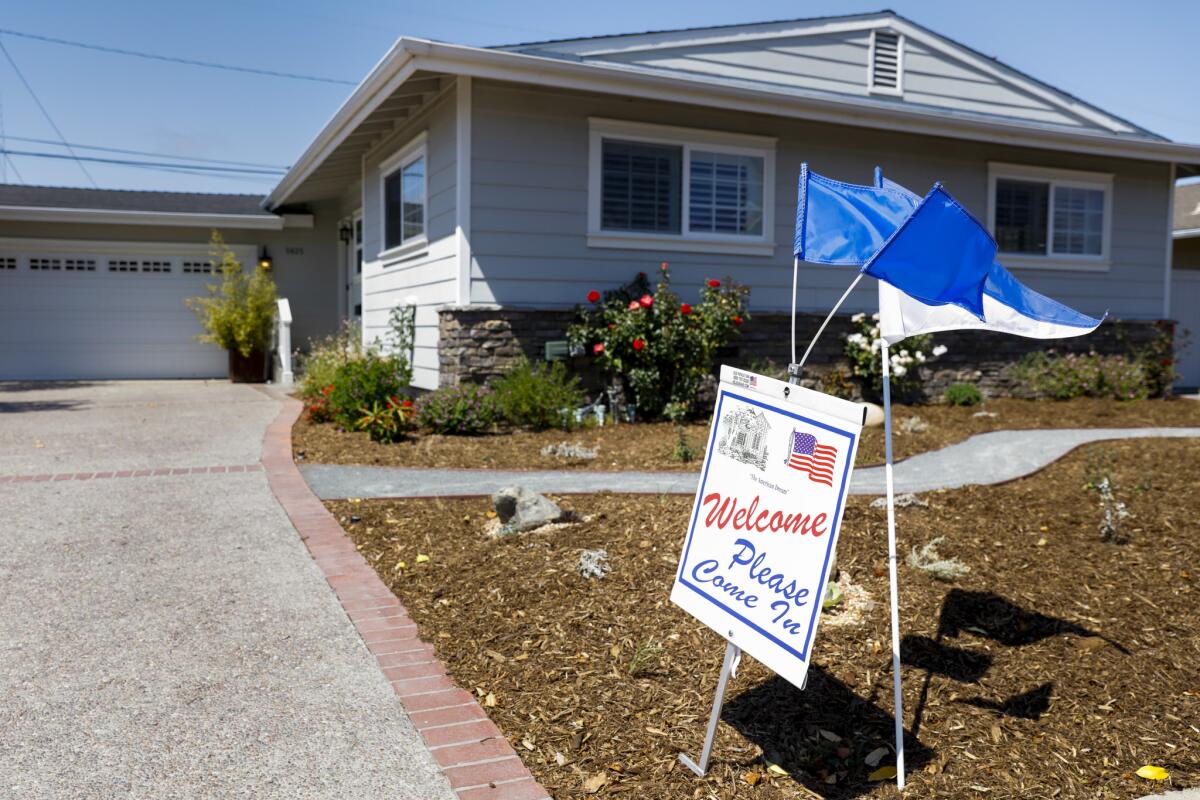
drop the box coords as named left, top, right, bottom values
left=988, top=163, right=1111, bottom=268
left=380, top=133, right=427, bottom=254
left=588, top=119, right=775, bottom=256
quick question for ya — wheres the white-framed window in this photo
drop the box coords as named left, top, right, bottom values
left=379, top=132, right=428, bottom=257
left=987, top=163, right=1112, bottom=271
left=587, top=118, right=776, bottom=256
left=868, top=29, right=904, bottom=95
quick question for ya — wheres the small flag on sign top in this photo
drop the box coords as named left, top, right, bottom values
left=786, top=431, right=837, bottom=486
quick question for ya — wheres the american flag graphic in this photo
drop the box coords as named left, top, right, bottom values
left=786, top=431, right=838, bottom=487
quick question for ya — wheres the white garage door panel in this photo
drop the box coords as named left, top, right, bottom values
left=0, top=240, right=255, bottom=380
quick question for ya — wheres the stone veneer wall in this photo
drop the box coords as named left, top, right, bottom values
left=438, top=307, right=1164, bottom=399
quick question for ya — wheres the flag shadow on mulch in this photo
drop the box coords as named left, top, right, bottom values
left=723, top=666, right=933, bottom=799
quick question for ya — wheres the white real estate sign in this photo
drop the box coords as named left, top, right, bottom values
left=670, top=365, right=864, bottom=690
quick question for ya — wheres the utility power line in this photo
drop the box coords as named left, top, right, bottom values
left=2, top=134, right=289, bottom=170
left=0, top=38, right=96, bottom=187
left=0, top=28, right=356, bottom=86
left=0, top=148, right=286, bottom=175
left=4, top=154, right=24, bottom=184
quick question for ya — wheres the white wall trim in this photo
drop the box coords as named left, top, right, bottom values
left=455, top=76, right=473, bottom=307
left=0, top=205, right=286, bottom=230
left=985, top=161, right=1114, bottom=271
left=1174, top=227, right=1200, bottom=240
left=1164, top=163, right=1177, bottom=319
left=586, top=117, right=776, bottom=257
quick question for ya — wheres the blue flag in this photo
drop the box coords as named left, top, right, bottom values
left=793, top=164, right=919, bottom=265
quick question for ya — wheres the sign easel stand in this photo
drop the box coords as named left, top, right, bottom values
left=678, top=641, right=741, bottom=776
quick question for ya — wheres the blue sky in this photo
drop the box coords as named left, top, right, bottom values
left=0, top=0, right=1195, bottom=195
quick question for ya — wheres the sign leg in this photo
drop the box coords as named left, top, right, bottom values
left=880, top=342, right=906, bottom=790
left=679, top=641, right=740, bottom=777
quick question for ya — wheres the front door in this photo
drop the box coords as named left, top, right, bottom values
left=345, top=211, right=363, bottom=322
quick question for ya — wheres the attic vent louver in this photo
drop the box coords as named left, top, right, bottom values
left=870, top=30, right=903, bottom=93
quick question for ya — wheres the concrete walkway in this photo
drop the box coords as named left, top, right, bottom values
left=300, top=426, right=1200, bottom=499
left=0, top=381, right=454, bottom=799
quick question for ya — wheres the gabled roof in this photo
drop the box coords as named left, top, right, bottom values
left=497, top=11, right=1157, bottom=140
left=267, top=13, right=1200, bottom=209
left=0, top=183, right=303, bottom=229
left=1175, top=182, right=1200, bottom=237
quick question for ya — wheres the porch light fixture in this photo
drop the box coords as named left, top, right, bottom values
left=338, top=221, right=352, bottom=243
left=258, top=247, right=273, bottom=271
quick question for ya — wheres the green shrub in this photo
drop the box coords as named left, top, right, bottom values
left=355, top=397, right=416, bottom=443
left=944, top=383, right=983, bottom=406
left=185, top=231, right=277, bottom=357
left=491, top=360, right=583, bottom=430
left=298, top=321, right=365, bottom=401
left=328, top=354, right=409, bottom=425
left=567, top=262, right=749, bottom=420
left=1010, top=351, right=1150, bottom=401
left=416, top=384, right=498, bottom=435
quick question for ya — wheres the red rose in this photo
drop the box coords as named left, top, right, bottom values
left=680, top=303, right=692, bottom=315
left=707, top=279, right=721, bottom=288
left=586, top=289, right=601, bottom=303
left=638, top=271, right=646, bottom=279
left=639, top=294, right=653, bottom=308
left=659, top=261, right=669, bottom=271
left=593, top=343, right=604, bottom=354
left=632, top=338, right=646, bottom=351
left=732, top=315, right=743, bottom=326
left=607, top=323, right=615, bottom=330
left=628, top=300, right=640, bottom=311
left=402, top=399, right=414, bottom=408
left=1162, top=358, right=1174, bottom=367
left=322, top=385, right=334, bottom=396
left=309, top=405, right=320, bottom=413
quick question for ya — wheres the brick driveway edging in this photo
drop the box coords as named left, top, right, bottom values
left=260, top=392, right=552, bottom=800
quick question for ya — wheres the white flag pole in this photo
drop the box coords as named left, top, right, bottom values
left=879, top=339, right=906, bottom=789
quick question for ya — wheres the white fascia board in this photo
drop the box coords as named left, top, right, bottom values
left=264, top=43, right=418, bottom=210
left=414, top=41, right=1200, bottom=164
left=266, top=36, right=1200, bottom=208
left=1173, top=227, right=1200, bottom=239
left=0, top=205, right=285, bottom=230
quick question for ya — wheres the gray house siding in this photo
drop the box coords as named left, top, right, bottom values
left=361, top=85, right=458, bottom=390
left=569, top=31, right=1099, bottom=131
left=469, top=80, right=1170, bottom=322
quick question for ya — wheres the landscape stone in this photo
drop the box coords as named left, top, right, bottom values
left=491, top=485, right=562, bottom=532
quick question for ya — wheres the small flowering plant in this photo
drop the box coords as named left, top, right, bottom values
left=306, top=384, right=337, bottom=423
left=568, top=262, right=749, bottom=419
left=843, top=312, right=945, bottom=401
left=355, top=395, right=416, bottom=443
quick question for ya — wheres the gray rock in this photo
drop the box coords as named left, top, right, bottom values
left=577, top=549, right=610, bottom=579
left=491, top=485, right=562, bottom=532
left=862, top=402, right=885, bottom=428
left=870, top=492, right=928, bottom=509
left=900, top=415, right=929, bottom=434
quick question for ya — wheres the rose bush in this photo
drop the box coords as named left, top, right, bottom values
left=567, top=263, right=749, bottom=420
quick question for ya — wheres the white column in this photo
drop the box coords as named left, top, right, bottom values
left=455, top=75, right=473, bottom=308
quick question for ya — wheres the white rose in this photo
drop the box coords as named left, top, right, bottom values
left=893, top=365, right=907, bottom=377
left=871, top=312, right=880, bottom=321
left=851, top=312, right=865, bottom=323
left=932, top=345, right=948, bottom=357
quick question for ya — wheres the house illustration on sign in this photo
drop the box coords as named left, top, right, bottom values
left=717, top=405, right=772, bottom=471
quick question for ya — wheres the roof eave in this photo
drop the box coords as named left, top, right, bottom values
left=0, top=205, right=287, bottom=230
left=266, top=39, right=1200, bottom=208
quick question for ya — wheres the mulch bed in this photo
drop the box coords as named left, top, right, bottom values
left=295, top=398, right=1199, bottom=471
left=329, top=438, right=1199, bottom=799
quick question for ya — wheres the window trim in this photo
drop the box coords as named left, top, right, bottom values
left=867, top=29, right=905, bottom=97
left=986, top=162, right=1113, bottom=272
left=378, top=131, right=429, bottom=261
left=587, top=118, right=776, bottom=257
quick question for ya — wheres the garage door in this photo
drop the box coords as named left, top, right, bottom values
left=0, top=239, right=257, bottom=380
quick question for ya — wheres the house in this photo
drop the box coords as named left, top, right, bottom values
left=717, top=406, right=772, bottom=471
left=1172, top=182, right=1200, bottom=388
left=2, top=11, right=1198, bottom=388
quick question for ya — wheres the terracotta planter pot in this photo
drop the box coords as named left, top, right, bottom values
left=228, top=349, right=266, bottom=383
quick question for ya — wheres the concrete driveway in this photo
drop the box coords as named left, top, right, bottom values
left=0, top=381, right=454, bottom=799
